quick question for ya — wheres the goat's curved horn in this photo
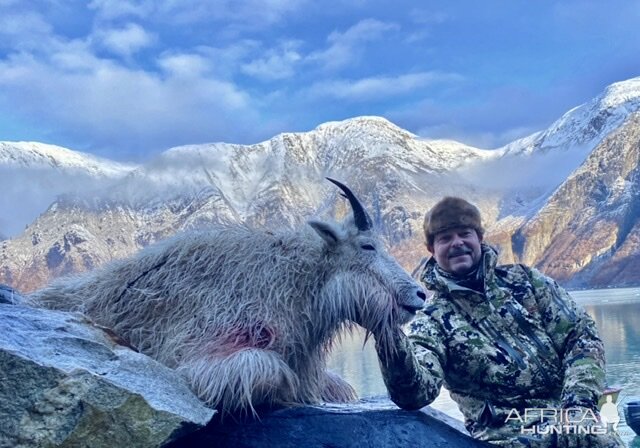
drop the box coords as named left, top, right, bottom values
left=326, top=177, right=373, bottom=231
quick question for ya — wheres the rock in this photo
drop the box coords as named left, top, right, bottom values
left=167, top=398, right=489, bottom=448
left=0, top=304, right=215, bottom=448
left=0, top=283, right=24, bottom=304
left=1, top=302, right=486, bottom=447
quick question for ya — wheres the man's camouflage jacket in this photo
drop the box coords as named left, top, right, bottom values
left=377, top=244, right=606, bottom=442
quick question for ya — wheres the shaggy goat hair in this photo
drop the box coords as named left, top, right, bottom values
left=28, top=179, right=426, bottom=415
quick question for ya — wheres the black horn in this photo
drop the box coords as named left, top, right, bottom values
left=326, top=177, right=373, bottom=231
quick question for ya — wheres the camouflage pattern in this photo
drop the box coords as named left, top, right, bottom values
left=376, top=244, right=624, bottom=447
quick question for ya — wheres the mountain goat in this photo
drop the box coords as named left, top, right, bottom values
left=28, top=179, right=426, bottom=414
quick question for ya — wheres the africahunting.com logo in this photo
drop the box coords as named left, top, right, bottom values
left=505, top=401, right=620, bottom=436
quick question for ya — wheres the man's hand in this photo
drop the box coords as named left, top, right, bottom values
left=555, top=407, right=605, bottom=448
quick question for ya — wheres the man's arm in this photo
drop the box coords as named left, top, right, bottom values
left=527, top=267, right=606, bottom=410
left=375, top=314, right=446, bottom=410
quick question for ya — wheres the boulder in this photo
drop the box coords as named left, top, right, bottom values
left=1, top=300, right=486, bottom=448
left=168, top=398, right=489, bottom=448
left=0, top=303, right=215, bottom=448
left=0, top=283, right=24, bottom=305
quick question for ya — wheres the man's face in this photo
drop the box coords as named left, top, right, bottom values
left=430, top=227, right=482, bottom=276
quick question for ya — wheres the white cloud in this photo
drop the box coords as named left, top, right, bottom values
left=157, top=52, right=212, bottom=78
left=328, top=18, right=396, bottom=42
left=180, top=41, right=260, bottom=79
left=241, top=41, right=302, bottom=81
left=88, top=0, right=153, bottom=20
left=409, top=9, right=449, bottom=25
left=154, top=0, right=307, bottom=28
left=0, top=37, right=263, bottom=156
left=460, top=148, right=586, bottom=190
left=308, top=19, right=398, bottom=71
left=404, top=30, right=431, bottom=44
left=87, top=0, right=307, bottom=31
left=50, top=40, right=100, bottom=71
left=305, top=72, right=463, bottom=102
left=416, top=124, right=538, bottom=150
left=0, top=11, right=53, bottom=50
left=93, top=23, right=156, bottom=57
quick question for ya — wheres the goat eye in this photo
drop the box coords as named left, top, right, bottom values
left=360, top=244, right=376, bottom=251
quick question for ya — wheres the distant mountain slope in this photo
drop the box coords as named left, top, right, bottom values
left=2, top=77, right=640, bottom=291
left=0, top=141, right=136, bottom=175
left=0, top=117, right=500, bottom=292
left=0, top=142, right=137, bottom=237
left=508, top=111, right=640, bottom=287
left=488, top=77, right=640, bottom=194
left=500, top=77, right=640, bottom=157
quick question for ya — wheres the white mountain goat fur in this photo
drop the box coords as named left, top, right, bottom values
left=28, top=179, right=426, bottom=414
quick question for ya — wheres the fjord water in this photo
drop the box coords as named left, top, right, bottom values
left=327, top=287, right=640, bottom=447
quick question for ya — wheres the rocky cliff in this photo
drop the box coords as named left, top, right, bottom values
left=505, top=112, right=640, bottom=287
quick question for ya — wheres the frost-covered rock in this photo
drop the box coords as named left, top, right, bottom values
left=169, top=398, right=489, bottom=448
left=0, top=303, right=489, bottom=448
left=0, top=303, right=214, bottom=448
left=0, top=284, right=24, bottom=304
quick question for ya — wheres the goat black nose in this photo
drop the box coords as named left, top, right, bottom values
left=417, top=290, right=427, bottom=301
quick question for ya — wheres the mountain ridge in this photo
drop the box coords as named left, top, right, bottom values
left=2, top=77, right=640, bottom=291
left=0, top=141, right=137, bottom=175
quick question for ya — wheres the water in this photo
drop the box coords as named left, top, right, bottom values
left=577, top=288, right=640, bottom=446
left=327, top=287, right=640, bottom=447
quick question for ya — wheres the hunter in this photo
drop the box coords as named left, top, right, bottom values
left=373, top=197, right=625, bottom=448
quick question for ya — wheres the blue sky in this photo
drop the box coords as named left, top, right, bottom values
left=0, top=0, right=639, bottom=162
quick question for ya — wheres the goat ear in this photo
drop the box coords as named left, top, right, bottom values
left=308, top=220, right=343, bottom=247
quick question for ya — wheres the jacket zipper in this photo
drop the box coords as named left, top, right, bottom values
left=492, top=301, right=557, bottom=390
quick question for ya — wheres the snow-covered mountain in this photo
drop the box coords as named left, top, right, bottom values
left=113, top=116, right=495, bottom=204
left=0, top=117, right=502, bottom=291
left=2, top=77, right=640, bottom=291
left=509, top=111, right=640, bottom=287
left=0, top=141, right=137, bottom=175
left=0, top=142, right=137, bottom=237
left=486, top=77, right=640, bottom=191
left=500, top=77, right=640, bottom=157
left=458, top=77, right=640, bottom=247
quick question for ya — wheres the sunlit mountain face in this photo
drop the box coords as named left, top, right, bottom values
left=2, top=77, right=640, bottom=292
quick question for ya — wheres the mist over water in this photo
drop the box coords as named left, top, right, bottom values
left=328, top=288, right=640, bottom=446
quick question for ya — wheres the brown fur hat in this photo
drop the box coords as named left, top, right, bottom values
left=423, top=197, right=484, bottom=248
